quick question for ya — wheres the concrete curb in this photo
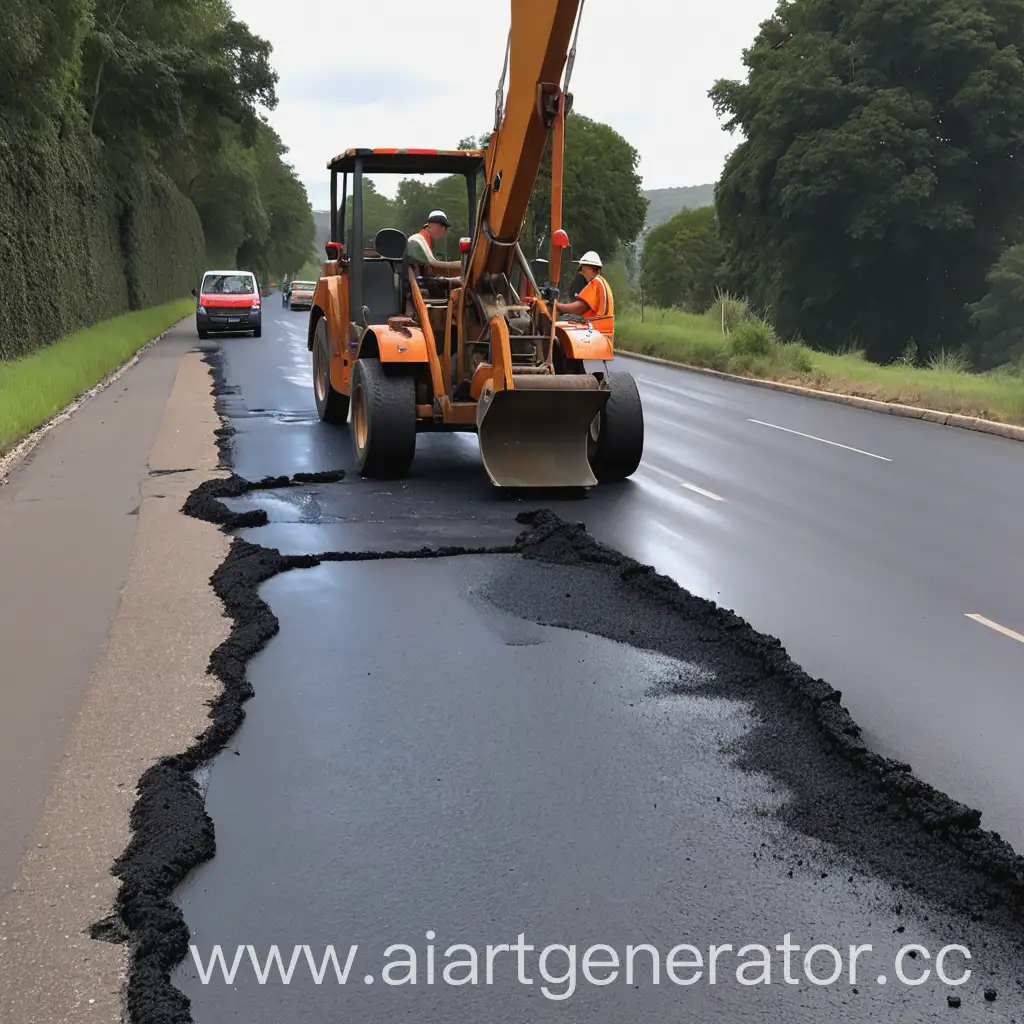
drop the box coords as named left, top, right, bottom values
left=617, top=348, right=1024, bottom=443
left=0, top=315, right=190, bottom=485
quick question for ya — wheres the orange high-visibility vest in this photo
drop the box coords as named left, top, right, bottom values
left=576, top=273, right=615, bottom=336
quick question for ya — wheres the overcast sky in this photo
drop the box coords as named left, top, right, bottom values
left=229, top=0, right=777, bottom=210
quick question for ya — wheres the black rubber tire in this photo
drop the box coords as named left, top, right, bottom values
left=197, top=328, right=208, bottom=340
left=253, top=324, right=262, bottom=338
left=588, top=370, right=644, bottom=482
left=312, top=318, right=349, bottom=424
left=351, top=357, right=416, bottom=478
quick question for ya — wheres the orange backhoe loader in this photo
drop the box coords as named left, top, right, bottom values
left=306, top=0, right=644, bottom=488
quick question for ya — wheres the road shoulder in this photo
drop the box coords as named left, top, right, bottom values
left=619, top=348, right=1024, bottom=441
left=0, top=340, right=229, bottom=1023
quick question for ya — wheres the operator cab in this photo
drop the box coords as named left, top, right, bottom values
left=321, top=148, right=483, bottom=376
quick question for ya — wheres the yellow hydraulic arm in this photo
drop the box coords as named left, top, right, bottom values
left=460, top=0, right=617, bottom=491
left=466, top=0, right=582, bottom=289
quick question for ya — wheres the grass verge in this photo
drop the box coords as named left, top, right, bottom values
left=616, top=307, right=1024, bottom=427
left=0, top=298, right=193, bottom=453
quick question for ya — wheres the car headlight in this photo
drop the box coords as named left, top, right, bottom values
left=197, top=305, right=206, bottom=313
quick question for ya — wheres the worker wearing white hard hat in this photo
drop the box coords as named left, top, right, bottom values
left=407, top=210, right=455, bottom=276
left=555, top=250, right=615, bottom=336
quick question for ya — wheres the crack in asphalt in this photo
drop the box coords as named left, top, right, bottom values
left=91, top=342, right=1024, bottom=1023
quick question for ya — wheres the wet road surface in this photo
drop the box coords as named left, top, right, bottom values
left=162, top=300, right=1024, bottom=1022
left=220, top=301, right=1024, bottom=848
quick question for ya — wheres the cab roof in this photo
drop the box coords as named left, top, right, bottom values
left=327, top=148, right=486, bottom=176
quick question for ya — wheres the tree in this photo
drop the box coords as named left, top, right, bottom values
left=967, top=245, right=1024, bottom=368
left=341, top=179, right=400, bottom=247
left=0, top=0, right=313, bottom=356
left=0, top=0, right=89, bottom=120
left=80, top=0, right=277, bottom=149
left=248, top=124, right=315, bottom=279
left=641, top=206, right=723, bottom=310
left=710, top=0, right=1024, bottom=362
left=456, top=134, right=490, bottom=151
left=527, top=113, right=648, bottom=278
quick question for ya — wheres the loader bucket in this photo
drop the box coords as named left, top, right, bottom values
left=475, top=374, right=610, bottom=488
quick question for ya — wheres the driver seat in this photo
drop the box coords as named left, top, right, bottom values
left=359, top=228, right=408, bottom=326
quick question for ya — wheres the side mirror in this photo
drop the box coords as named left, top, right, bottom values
left=191, top=287, right=197, bottom=297
left=325, top=241, right=342, bottom=260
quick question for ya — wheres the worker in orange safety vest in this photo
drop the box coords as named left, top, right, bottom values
left=554, top=250, right=614, bottom=336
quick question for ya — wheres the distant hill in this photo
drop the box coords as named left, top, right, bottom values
left=642, top=184, right=716, bottom=232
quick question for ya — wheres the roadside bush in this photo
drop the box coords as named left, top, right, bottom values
left=926, top=347, right=972, bottom=374
left=707, top=289, right=752, bottom=333
left=891, top=341, right=918, bottom=367
left=778, top=342, right=815, bottom=374
left=729, top=318, right=777, bottom=357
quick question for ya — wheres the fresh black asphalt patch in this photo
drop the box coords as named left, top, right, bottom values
left=89, top=341, right=1024, bottom=1022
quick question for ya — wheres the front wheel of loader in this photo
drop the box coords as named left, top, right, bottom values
left=351, top=358, right=416, bottom=479
left=588, top=371, right=644, bottom=482
left=312, top=318, right=349, bottom=424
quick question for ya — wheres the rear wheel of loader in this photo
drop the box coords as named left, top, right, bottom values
left=351, top=358, right=416, bottom=478
left=312, top=318, right=349, bottom=424
left=587, top=371, right=644, bottom=482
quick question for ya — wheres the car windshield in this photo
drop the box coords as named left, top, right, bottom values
left=203, top=274, right=254, bottom=294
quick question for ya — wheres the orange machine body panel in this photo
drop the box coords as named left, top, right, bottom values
left=556, top=322, right=614, bottom=361
left=310, top=258, right=431, bottom=401
left=310, top=266, right=351, bottom=393
left=363, top=325, right=430, bottom=363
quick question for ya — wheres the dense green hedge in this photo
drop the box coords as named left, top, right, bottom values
left=0, top=120, right=203, bottom=360
left=118, top=166, right=205, bottom=312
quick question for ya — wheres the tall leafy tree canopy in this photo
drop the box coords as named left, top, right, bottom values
left=967, top=244, right=1024, bottom=367
left=527, top=114, right=648, bottom=273
left=641, top=206, right=723, bottom=311
left=1, top=0, right=313, bottom=287
left=710, top=0, right=1024, bottom=362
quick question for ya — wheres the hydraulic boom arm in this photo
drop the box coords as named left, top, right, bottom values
left=466, top=0, right=581, bottom=289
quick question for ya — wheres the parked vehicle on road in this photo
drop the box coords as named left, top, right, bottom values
left=287, top=281, right=316, bottom=311
left=193, top=270, right=262, bottom=338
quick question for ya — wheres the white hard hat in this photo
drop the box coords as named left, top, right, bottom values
left=576, top=250, right=602, bottom=268
left=427, top=210, right=450, bottom=227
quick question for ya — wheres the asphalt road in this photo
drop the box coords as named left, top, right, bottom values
left=218, top=301, right=1024, bottom=849
left=174, top=553, right=1020, bottom=1022
left=158, top=299, right=1024, bottom=1022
